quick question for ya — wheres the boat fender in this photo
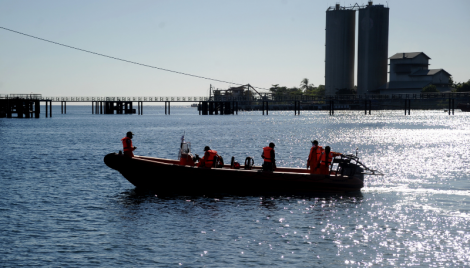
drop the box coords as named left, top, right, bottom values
left=244, top=157, right=254, bottom=170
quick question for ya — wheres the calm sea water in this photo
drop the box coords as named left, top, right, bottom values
left=1, top=105, right=469, bottom=267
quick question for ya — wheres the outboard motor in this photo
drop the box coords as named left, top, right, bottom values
left=244, top=157, right=254, bottom=170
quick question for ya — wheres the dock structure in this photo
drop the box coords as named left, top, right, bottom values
left=1, top=92, right=469, bottom=118
left=0, top=94, right=52, bottom=118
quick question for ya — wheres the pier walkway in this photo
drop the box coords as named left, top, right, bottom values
left=1, top=93, right=469, bottom=118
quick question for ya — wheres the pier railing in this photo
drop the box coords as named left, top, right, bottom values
left=2, top=92, right=469, bottom=102
left=41, top=96, right=211, bottom=102
left=4, top=94, right=43, bottom=100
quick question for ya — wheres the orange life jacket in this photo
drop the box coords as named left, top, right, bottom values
left=309, top=146, right=323, bottom=162
left=320, top=152, right=334, bottom=166
left=263, top=147, right=274, bottom=162
left=204, top=150, right=218, bottom=168
left=121, top=137, right=133, bottom=152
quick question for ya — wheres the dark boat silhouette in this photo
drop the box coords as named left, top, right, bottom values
left=104, top=141, right=380, bottom=195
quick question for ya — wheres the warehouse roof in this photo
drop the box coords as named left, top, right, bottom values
left=410, top=69, right=451, bottom=76
left=389, top=52, right=431, bottom=60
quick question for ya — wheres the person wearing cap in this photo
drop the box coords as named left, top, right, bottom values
left=121, top=131, right=137, bottom=157
left=261, top=142, right=276, bottom=171
left=198, top=146, right=218, bottom=168
left=307, top=140, right=323, bottom=174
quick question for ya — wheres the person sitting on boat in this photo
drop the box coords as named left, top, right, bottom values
left=307, top=140, right=323, bottom=174
left=261, top=142, right=276, bottom=171
left=121, top=131, right=137, bottom=157
left=198, top=146, right=218, bottom=168
left=318, top=146, right=342, bottom=175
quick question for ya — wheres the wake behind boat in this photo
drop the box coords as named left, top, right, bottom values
left=104, top=139, right=381, bottom=195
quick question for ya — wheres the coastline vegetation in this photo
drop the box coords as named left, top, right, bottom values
left=269, top=78, right=326, bottom=97
left=273, top=78, right=470, bottom=96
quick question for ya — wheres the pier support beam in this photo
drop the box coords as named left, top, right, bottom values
left=35, top=100, right=40, bottom=118
left=165, top=101, right=170, bottom=115
left=208, top=102, right=214, bottom=115
left=262, top=101, right=269, bottom=115
left=202, top=101, right=208, bottom=115
left=329, top=100, right=334, bottom=116
left=294, top=101, right=300, bottom=115
left=449, top=98, right=454, bottom=115
left=405, top=99, right=411, bottom=115
left=6, top=99, right=12, bottom=118
left=365, top=100, right=371, bottom=115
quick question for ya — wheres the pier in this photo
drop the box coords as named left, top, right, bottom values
left=0, top=94, right=52, bottom=118
left=1, top=92, right=469, bottom=118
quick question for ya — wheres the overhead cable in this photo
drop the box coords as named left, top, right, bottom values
left=0, top=26, right=268, bottom=90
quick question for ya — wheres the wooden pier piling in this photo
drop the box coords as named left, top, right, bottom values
left=405, top=99, right=411, bottom=115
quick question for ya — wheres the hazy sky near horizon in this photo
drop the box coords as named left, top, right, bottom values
left=1, top=0, right=469, bottom=97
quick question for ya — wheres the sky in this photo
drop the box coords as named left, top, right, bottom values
left=1, top=0, right=469, bottom=97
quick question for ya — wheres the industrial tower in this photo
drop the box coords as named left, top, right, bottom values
left=325, top=1, right=389, bottom=95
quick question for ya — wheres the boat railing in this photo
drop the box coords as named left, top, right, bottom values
left=340, top=154, right=383, bottom=176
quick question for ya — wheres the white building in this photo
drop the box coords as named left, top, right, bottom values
left=378, top=52, right=451, bottom=94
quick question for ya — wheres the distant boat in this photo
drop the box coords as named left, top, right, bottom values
left=191, top=103, right=198, bottom=107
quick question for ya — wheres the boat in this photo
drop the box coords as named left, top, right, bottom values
left=104, top=140, right=380, bottom=195
left=191, top=103, right=198, bottom=107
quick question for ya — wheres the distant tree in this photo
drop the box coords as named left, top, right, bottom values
left=316, top=85, right=325, bottom=97
left=449, top=76, right=454, bottom=87
left=422, top=84, right=438, bottom=93
left=288, top=87, right=303, bottom=95
left=455, top=80, right=470, bottom=92
left=305, top=85, right=325, bottom=97
left=299, top=78, right=314, bottom=93
left=270, top=84, right=303, bottom=96
left=269, top=84, right=288, bottom=95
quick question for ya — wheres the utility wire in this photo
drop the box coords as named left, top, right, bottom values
left=0, top=26, right=269, bottom=91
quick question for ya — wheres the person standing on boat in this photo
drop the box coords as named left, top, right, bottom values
left=198, top=146, right=218, bottom=168
left=318, top=146, right=341, bottom=175
left=307, top=140, right=323, bottom=174
left=121, top=131, right=136, bottom=157
left=261, top=142, right=276, bottom=171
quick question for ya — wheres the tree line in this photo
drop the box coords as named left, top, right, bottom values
left=422, top=78, right=470, bottom=93
left=269, top=78, right=326, bottom=97
left=270, top=78, right=470, bottom=96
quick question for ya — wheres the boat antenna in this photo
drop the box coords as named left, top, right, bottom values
left=180, top=131, right=185, bottom=150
